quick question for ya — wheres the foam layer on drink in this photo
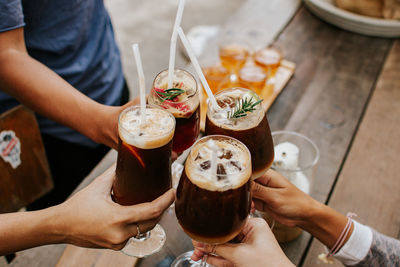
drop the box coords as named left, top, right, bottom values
left=119, top=106, right=175, bottom=149
left=207, top=88, right=264, bottom=131
left=185, top=136, right=251, bottom=191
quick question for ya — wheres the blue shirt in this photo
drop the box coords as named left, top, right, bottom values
left=0, top=0, right=124, bottom=147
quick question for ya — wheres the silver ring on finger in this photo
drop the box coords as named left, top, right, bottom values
left=135, top=223, right=142, bottom=238
left=211, top=245, right=217, bottom=255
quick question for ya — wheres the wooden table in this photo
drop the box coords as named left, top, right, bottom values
left=8, top=1, right=400, bottom=266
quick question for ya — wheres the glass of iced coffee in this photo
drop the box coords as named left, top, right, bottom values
left=205, top=87, right=274, bottom=179
left=148, top=69, right=200, bottom=154
left=172, top=135, right=252, bottom=267
left=112, top=104, right=175, bottom=257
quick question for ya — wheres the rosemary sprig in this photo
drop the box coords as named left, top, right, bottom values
left=227, top=97, right=263, bottom=119
left=156, top=88, right=185, bottom=101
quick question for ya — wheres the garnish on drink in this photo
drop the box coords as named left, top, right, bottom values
left=155, top=88, right=185, bottom=102
left=227, top=97, right=263, bottom=119
left=149, top=69, right=200, bottom=154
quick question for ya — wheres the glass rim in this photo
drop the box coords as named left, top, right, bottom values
left=151, top=68, right=198, bottom=104
left=271, top=130, right=320, bottom=172
left=188, top=134, right=252, bottom=176
left=254, top=45, right=283, bottom=57
left=207, top=87, right=265, bottom=117
left=201, top=64, right=229, bottom=80
left=118, top=104, right=176, bottom=140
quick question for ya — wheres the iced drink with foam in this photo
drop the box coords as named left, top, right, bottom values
left=113, top=105, right=175, bottom=205
left=175, top=135, right=252, bottom=244
left=205, top=87, right=274, bottom=179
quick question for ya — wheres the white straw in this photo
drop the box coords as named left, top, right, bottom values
left=210, top=140, right=218, bottom=179
left=177, top=27, right=219, bottom=109
left=132, top=43, right=146, bottom=124
left=168, top=0, right=186, bottom=89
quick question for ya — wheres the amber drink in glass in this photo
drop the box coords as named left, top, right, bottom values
left=219, top=44, right=249, bottom=76
left=254, top=47, right=282, bottom=79
left=238, top=63, right=268, bottom=96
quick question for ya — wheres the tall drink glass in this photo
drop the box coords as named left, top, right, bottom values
left=112, top=104, right=175, bottom=257
left=148, top=69, right=200, bottom=154
left=172, top=135, right=252, bottom=267
left=205, top=87, right=274, bottom=179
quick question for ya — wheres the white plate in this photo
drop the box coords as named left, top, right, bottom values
left=304, top=0, right=400, bottom=37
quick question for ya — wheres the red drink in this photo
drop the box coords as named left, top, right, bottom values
left=148, top=69, right=200, bottom=153
left=175, top=135, right=252, bottom=244
left=173, top=106, right=200, bottom=153
left=112, top=105, right=175, bottom=205
left=205, top=88, right=274, bottom=179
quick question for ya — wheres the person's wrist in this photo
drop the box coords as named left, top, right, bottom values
left=297, top=199, right=326, bottom=230
left=37, top=205, right=69, bottom=244
left=94, top=104, right=120, bottom=149
left=275, top=252, right=296, bottom=267
left=298, top=202, right=349, bottom=249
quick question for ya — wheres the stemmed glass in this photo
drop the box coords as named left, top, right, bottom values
left=112, top=105, right=176, bottom=257
left=148, top=69, right=200, bottom=154
left=171, top=135, right=252, bottom=267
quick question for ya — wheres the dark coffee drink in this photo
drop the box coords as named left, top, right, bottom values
left=113, top=105, right=175, bottom=205
left=175, top=135, right=252, bottom=244
left=205, top=87, right=274, bottom=178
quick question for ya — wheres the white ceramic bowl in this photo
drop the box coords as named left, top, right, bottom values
left=304, top=0, right=400, bottom=37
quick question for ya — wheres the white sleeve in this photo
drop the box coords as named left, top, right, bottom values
left=333, top=220, right=373, bottom=266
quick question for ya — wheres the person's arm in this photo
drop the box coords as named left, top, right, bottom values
left=192, top=218, right=295, bottom=267
left=0, top=165, right=175, bottom=255
left=252, top=170, right=352, bottom=249
left=0, top=27, right=128, bottom=149
left=252, top=170, right=400, bottom=266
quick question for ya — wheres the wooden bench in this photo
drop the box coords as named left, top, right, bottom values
left=303, top=40, right=400, bottom=266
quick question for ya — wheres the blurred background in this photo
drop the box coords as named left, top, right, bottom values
left=105, top=0, right=245, bottom=98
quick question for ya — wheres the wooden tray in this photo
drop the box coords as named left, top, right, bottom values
left=200, top=59, right=296, bottom=131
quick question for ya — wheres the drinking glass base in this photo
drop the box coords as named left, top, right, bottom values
left=171, top=251, right=211, bottom=267
left=121, top=224, right=166, bottom=258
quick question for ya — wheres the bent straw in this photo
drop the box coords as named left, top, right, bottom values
left=177, top=27, right=219, bottom=109
left=168, top=0, right=186, bottom=88
left=132, top=43, right=146, bottom=124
